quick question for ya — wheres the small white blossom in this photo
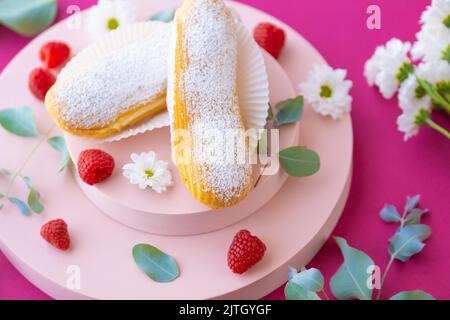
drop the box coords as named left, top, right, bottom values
left=397, top=60, right=450, bottom=141
left=417, top=60, right=450, bottom=84
left=364, top=38, right=412, bottom=99
left=398, top=66, right=432, bottom=114
left=420, top=0, right=450, bottom=31
left=123, top=151, right=173, bottom=193
left=412, top=0, right=450, bottom=62
left=412, top=27, right=450, bottom=63
left=299, top=64, right=353, bottom=120
left=397, top=111, right=424, bottom=141
left=85, top=0, right=136, bottom=39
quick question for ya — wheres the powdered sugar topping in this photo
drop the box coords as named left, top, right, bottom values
left=55, top=22, right=171, bottom=129
left=174, top=0, right=252, bottom=203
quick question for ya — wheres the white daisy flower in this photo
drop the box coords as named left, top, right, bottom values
left=420, top=0, right=450, bottom=31
left=417, top=60, right=450, bottom=84
left=412, top=0, right=450, bottom=63
left=398, top=63, right=434, bottom=114
left=397, top=60, right=450, bottom=141
left=397, top=90, right=432, bottom=141
left=299, top=64, right=353, bottom=120
left=85, top=0, right=136, bottom=39
left=122, top=151, right=173, bottom=193
left=412, top=27, right=450, bottom=63
left=397, top=110, right=425, bottom=141
left=364, top=38, right=412, bottom=99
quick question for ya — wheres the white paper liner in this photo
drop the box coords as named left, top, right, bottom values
left=68, top=18, right=269, bottom=142
left=58, top=21, right=169, bottom=84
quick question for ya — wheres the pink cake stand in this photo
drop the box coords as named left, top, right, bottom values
left=0, top=0, right=353, bottom=299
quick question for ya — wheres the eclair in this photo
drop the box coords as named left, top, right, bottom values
left=168, top=0, right=253, bottom=209
left=45, top=22, right=171, bottom=139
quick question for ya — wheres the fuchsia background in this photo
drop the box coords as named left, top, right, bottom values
left=0, top=0, right=449, bottom=300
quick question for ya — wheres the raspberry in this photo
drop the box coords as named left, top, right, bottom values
left=253, top=22, right=286, bottom=59
left=77, top=149, right=115, bottom=185
left=40, top=219, right=71, bottom=251
left=227, top=230, right=266, bottom=274
left=39, top=41, right=71, bottom=69
left=28, top=68, right=56, bottom=100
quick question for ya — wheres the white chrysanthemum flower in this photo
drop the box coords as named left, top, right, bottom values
left=123, top=152, right=173, bottom=193
left=397, top=94, right=431, bottom=141
left=85, top=0, right=136, bottom=39
left=397, top=111, right=424, bottom=141
left=412, top=27, right=450, bottom=62
left=412, top=0, right=450, bottom=62
left=299, top=64, right=353, bottom=120
left=398, top=75, right=432, bottom=116
left=421, top=0, right=450, bottom=30
left=418, top=60, right=450, bottom=84
left=364, top=38, right=412, bottom=99
left=397, top=60, right=450, bottom=141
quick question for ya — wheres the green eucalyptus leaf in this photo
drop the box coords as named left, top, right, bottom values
left=389, top=224, right=431, bottom=262
left=279, top=146, right=320, bottom=177
left=0, top=0, right=57, bottom=37
left=8, top=197, right=30, bottom=215
left=28, top=188, right=43, bottom=213
left=389, top=290, right=435, bottom=300
left=1, top=168, right=12, bottom=176
left=22, top=176, right=33, bottom=189
left=0, top=107, right=39, bottom=137
left=47, top=136, right=70, bottom=172
left=275, top=96, right=304, bottom=126
left=380, top=205, right=401, bottom=223
left=330, top=237, right=375, bottom=300
left=132, top=244, right=180, bottom=283
left=405, top=195, right=420, bottom=212
left=405, top=208, right=428, bottom=225
left=284, top=281, right=321, bottom=300
left=290, top=267, right=324, bottom=292
left=149, top=8, right=175, bottom=22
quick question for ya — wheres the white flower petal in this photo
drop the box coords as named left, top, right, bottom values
left=122, top=151, right=173, bottom=193
left=299, top=64, right=353, bottom=120
left=84, top=0, right=136, bottom=40
left=364, top=38, right=411, bottom=99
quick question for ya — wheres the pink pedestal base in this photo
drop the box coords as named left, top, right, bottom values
left=0, top=0, right=353, bottom=299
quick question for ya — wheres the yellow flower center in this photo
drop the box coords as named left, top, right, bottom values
left=444, top=15, right=450, bottom=29
left=320, top=84, right=333, bottom=98
left=107, top=18, right=119, bottom=30
left=145, top=169, right=154, bottom=178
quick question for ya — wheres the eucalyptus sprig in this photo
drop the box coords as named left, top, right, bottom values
left=0, top=0, right=57, bottom=37
left=285, top=194, right=435, bottom=301
left=256, top=96, right=320, bottom=186
left=149, top=8, right=175, bottom=22
left=0, top=107, right=71, bottom=215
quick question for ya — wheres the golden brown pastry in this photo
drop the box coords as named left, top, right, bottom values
left=167, top=0, right=253, bottom=209
left=45, top=22, right=170, bottom=139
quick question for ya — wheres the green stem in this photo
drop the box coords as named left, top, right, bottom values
left=376, top=256, right=395, bottom=300
left=1, top=124, right=55, bottom=203
left=425, top=118, right=450, bottom=140
left=416, top=76, right=450, bottom=116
